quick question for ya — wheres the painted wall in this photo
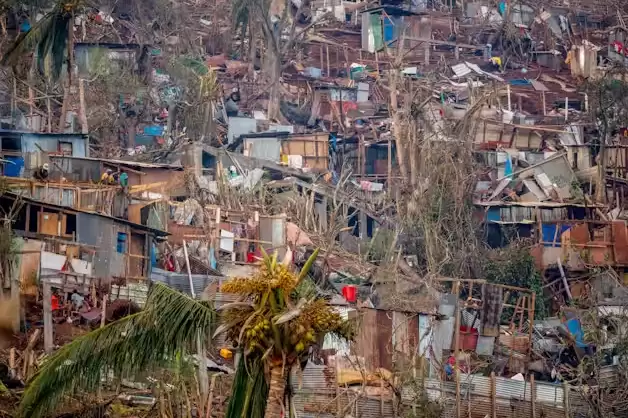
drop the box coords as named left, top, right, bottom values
left=21, top=133, right=87, bottom=157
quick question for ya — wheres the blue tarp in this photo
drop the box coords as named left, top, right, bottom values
left=541, top=224, right=571, bottom=247
left=509, top=79, right=531, bottom=85
left=3, top=156, right=24, bottom=177
left=144, top=125, right=165, bottom=136
left=564, top=318, right=587, bottom=348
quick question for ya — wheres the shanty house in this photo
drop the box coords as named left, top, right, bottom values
left=0, top=192, right=167, bottom=280
left=74, top=43, right=148, bottom=76
left=49, top=156, right=185, bottom=189
left=0, top=130, right=88, bottom=177
left=361, top=6, right=425, bottom=53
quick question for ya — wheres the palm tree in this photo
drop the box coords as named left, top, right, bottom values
left=17, top=282, right=215, bottom=418
left=17, top=250, right=350, bottom=418
left=1, top=0, right=81, bottom=81
left=216, top=249, right=354, bottom=418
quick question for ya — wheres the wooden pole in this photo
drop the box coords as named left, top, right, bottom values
left=453, top=280, right=461, bottom=418
left=78, top=78, right=89, bottom=134
left=357, top=135, right=362, bottom=177
left=531, top=375, right=537, bottom=418
left=336, top=360, right=341, bottom=418
left=43, top=281, right=53, bottom=353
left=326, top=44, right=331, bottom=77
left=12, top=76, right=16, bottom=127
left=204, top=374, right=217, bottom=418
left=528, top=292, right=536, bottom=358
left=556, top=258, right=572, bottom=301
left=490, top=372, right=496, bottom=418
left=22, top=329, right=41, bottom=379
left=28, top=86, right=34, bottom=120
left=100, top=294, right=107, bottom=328
left=456, top=369, right=461, bottom=418
left=320, top=44, right=324, bottom=73
left=47, top=97, right=52, bottom=132
left=9, top=348, right=16, bottom=379
left=563, top=381, right=570, bottom=418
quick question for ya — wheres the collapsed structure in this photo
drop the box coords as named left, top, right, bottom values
left=1, top=0, right=628, bottom=417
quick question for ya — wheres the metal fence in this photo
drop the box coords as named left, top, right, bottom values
left=289, top=364, right=581, bottom=418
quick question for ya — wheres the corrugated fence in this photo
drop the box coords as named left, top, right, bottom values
left=290, top=365, right=575, bottom=418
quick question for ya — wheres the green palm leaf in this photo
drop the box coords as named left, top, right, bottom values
left=47, top=12, right=71, bottom=81
left=2, top=6, right=72, bottom=81
left=18, top=283, right=215, bottom=418
left=1, top=12, right=56, bottom=67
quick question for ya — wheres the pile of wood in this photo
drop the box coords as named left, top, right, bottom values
left=3, top=329, right=43, bottom=386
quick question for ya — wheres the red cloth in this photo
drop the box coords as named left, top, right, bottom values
left=51, top=295, right=59, bottom=311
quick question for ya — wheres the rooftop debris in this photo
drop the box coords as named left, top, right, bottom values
left=1, top=0, right=628, bottom=417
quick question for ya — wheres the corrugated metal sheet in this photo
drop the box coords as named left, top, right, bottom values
left=227, top=117, right=256, bottom=144
left=110, top=281, right=150, bottom=307
left=244, top=137, right=281, bottom=161
left=297, top=367, right=568, bottom=418
left=150, top=268, right=219, bottom=297
left=291, top=364, right=338, bottom=418
left=76, top=213, right=125, bottom=278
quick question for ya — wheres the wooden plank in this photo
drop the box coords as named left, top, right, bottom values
left=453, top=280, right=461, bottom=418
left=531, top=375, right=537, bottom=418
left=43, top=281, right=53, bottom=353
left=38, top=212, right=60, bottom=236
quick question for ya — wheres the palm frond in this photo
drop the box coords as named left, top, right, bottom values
left=297, top=248, right=319, bottom=281
left=47, top=13, right=71, bottom=80
left=18, top=283, right=215, bottom=418
left=225, top=358, right=268, bottom=418
left=1, top=12, right=56, bottom=67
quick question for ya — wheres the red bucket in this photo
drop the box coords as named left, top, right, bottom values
left=459, top=326, right=479, bottom=351
left=342, top=285, right=357, bottom=303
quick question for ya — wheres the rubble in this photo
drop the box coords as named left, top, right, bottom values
left=2, top=0, right=628, bottom=416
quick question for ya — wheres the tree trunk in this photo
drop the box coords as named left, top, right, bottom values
left=389, top=69, right=408, bottom=184
left=58, top=85, right=69, bottom=132
left=264, top=365, right=286, bottom=418
left=78, top=78, right=88, bottom=134
left=266, top=46, right=281, bottom=122
left=409, top=120, right=419, bottom=188
left=58, top=17, right=74, bottom=133
left=595, top=129, right=607, bottom=203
